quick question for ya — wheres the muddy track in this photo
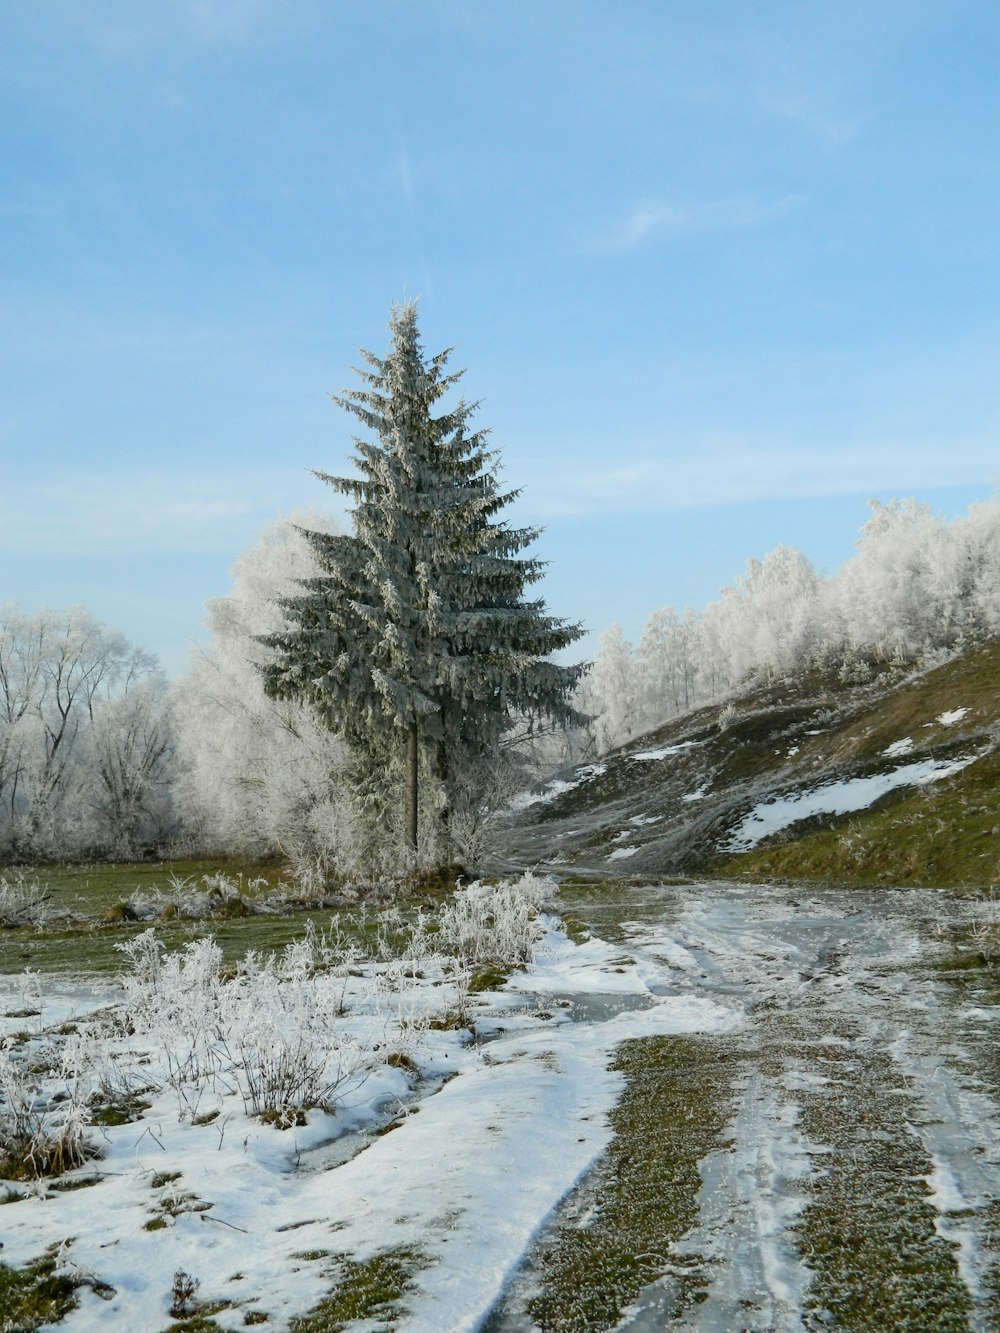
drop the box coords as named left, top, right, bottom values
left=489, top=883, right=1000, bottom=1332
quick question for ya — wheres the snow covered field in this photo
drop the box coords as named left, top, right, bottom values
left=0, top=877, right=739, bottom=1332
left=3, top=878, right=999, bottom=1331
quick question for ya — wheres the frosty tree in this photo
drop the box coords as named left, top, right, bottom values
left=0, top=605, right=173, bottom=858
left=263, top=302, right=585, bottom=859
left=172, top=514, right=354, bottom=868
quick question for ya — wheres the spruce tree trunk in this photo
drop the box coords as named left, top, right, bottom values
left=406, top=720, right=419, bottom=852
left=436, top=736, right=450, bottom=855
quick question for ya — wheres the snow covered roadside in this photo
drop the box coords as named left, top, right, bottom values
left=0, top=890, right=742, bottom=1333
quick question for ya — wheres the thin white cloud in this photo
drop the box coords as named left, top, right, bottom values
left=515, top=434, right=1000, bottom=519
left=396, top=147, right=415, bottom=206
left=0, top=469, right=344, bottom=555
left=590, top=194, right=803, bottom=253
left=757, top=89, right=867, bottom=147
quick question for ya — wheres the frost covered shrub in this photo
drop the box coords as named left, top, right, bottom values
left=0, top=1037, right=96, bottom=1179
left=968, top=889, right=1000, bottom=967
left=0, top=871, right=53, bottom=927
left=130, top=870, right=267, bottom=922
left=437, top=872, right=554, bottom=967
left=717, top=702, right=737, bottom=732
left=114, top=929, right=372, bottom=1122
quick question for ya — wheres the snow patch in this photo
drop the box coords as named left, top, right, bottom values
left=883, top=737, right=914, bottom=757
left=509, top=763, right=607, bottom=811
left=962, top=1006, right=1000, bottom=1022
left=927, top=1156, right=968, bottom=1214
left=782, top=1069, right=830, bottom=1093
left=937, top=707, right=968, bottom=726
left=629, top=741, right=698, bottom=761
left=608, top=846, right=639, bottom=862
left=725, top=756, right=976, bottom=852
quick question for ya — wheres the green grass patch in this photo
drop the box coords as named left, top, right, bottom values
left=0, top=1246, right=80, bottom=1330
left=288, top=1250, right=421, bottom=1331
left=91, top=1094, right=151, bottom=1126
left=151, top=1171, right=183, bottom=1189
left=526, top=1034, right=737, bottom=1332
left=3, top=857, right=287, bottom=918
left=384, top=1051, right=418, bottom=1072
left=47, top=1174, right=102, bottom=1193
left=0, top=903, right=350, bottom=978
left=785, top=1025, right=972, bottom=1331
left=717, top=745, right=1000, bottom=888
left=163, top=1318, right=227, bottom=1333
left=0, top=859, right=486, bottom=977
left=468, top=962, right=512, bottom=993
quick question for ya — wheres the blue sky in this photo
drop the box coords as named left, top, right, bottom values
left=3, top=1, right=998, bottom=675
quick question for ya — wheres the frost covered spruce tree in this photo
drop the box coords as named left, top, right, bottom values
left=263, top=302, right=585, bottom=861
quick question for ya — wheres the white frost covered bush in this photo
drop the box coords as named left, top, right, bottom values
left=113, top=930, right=372, bottom=1121
left=0, top=871, right=53, bottom=928
left=438, top=872, right=554, bottom=967
left=0, top=1036, right=95, bottom=1178
left=1, top=873, right=553, bottom=1184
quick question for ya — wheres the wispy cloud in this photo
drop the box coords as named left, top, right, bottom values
left=396, top=146, right=415, bottom=206
left=589, top=194, right=803, bottom=253
left=515, top=433, right=999, bottom=519
left=0, top=469, right=343, bottom=555
left=757, top=89, right=867, bottom=147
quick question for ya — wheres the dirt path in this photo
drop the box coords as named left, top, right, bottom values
left=490, top=881, right=1000, bottom=1332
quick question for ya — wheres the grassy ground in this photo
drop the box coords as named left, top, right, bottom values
left=704, top=645, right=1000, bottom=887
left=0, top=904, right=358, bottom=977
left=0, top=859, right=459, bottom=977
left=717, top=746, right=1000, bottom=888
left=288, top=1251, right=422, bottom=1331
left=756, top=1011, right=975, bottom=1331
left=0, top=1245, right=82, bottom=1331
left=525, top=1035, right=738, bottom=1332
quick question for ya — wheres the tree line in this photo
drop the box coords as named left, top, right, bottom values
left=583, top=496, right=1000, bottom=752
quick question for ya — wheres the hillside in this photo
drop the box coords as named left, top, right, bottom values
left=496, top=640, right=1000, bottom=888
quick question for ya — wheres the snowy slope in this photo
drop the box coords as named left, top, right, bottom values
left=496, top=640, right=1000, bottom=887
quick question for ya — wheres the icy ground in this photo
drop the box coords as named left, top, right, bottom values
left=3, top=883, right=1000, bottom=1331
left=486, top=882, right=1000, bottom=1331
